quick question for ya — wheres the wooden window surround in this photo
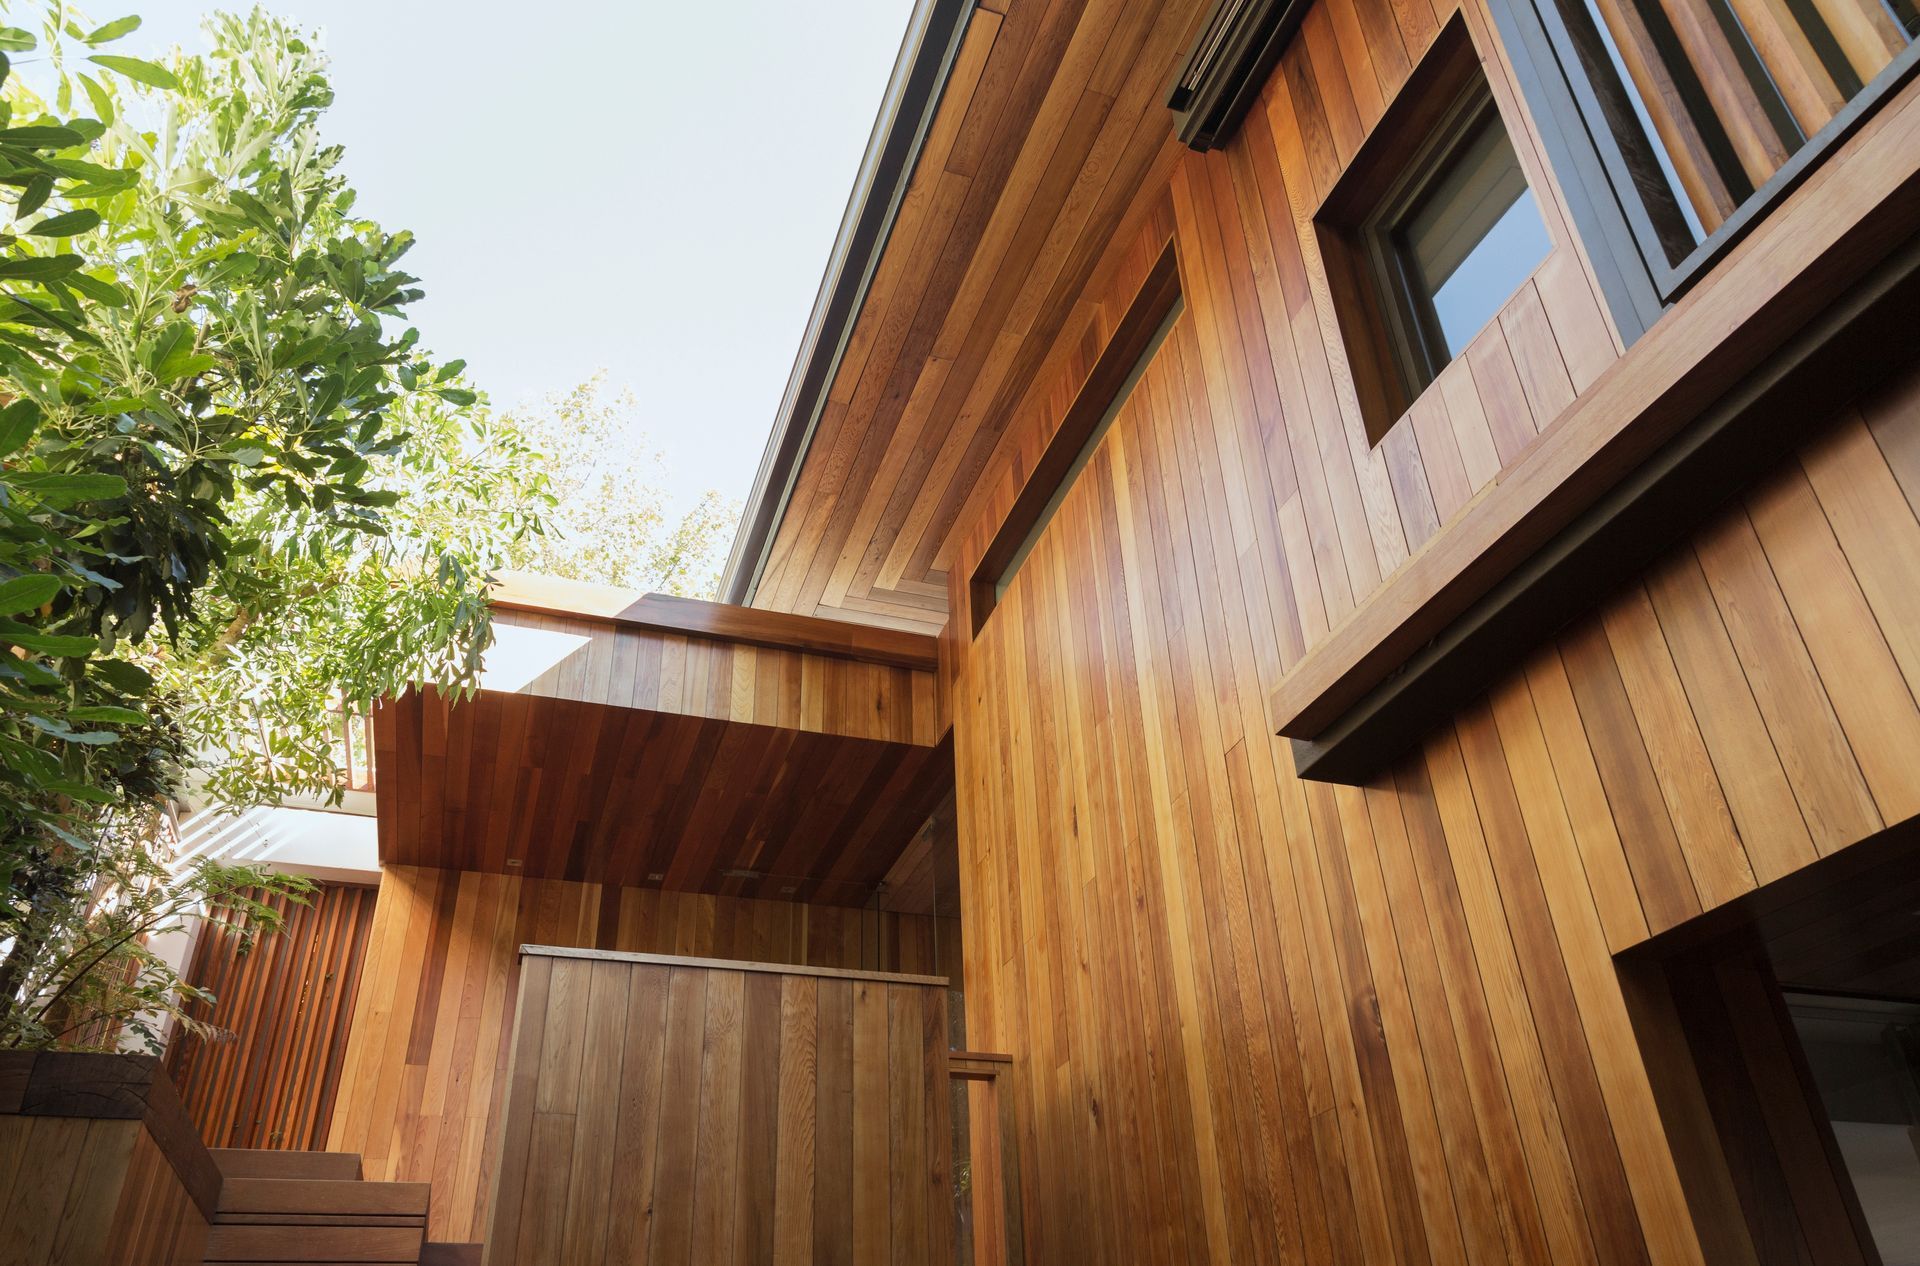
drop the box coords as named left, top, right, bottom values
left=1615, top=818, right=1920, bottom=1263
left=967, top=239, right=1183, bottom=637
left=1316, top=17, right=1552, bottom=445
left=1274, top=80, right=1920, bottom=782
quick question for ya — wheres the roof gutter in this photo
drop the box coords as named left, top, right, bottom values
left=719, top=0, right=976, bottom=607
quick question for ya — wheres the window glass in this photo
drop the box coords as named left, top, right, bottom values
left=1397, top=112, right=1552, bottom=358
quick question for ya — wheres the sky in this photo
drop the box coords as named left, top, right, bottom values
left=90, top=0, right=917, bottom=520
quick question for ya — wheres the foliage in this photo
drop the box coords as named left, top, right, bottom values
left=0, top=4, right=549, bottom=1047
left=501, top=373, right=737, bottom=598
left=0, top=808, right=313, bottom=1052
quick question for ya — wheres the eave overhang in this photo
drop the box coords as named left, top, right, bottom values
left=719, top=0, right=976, bottom=607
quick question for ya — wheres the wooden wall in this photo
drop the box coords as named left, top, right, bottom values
left=484, top=948, right=953, bottom=1266
left=943, top=32, right=1920, bottom=1256
left=331, top=864, right=958, bottom=1244
left=0, top=1117, right=208, bottom=1266
left=168, top=882, right=377, bottom=1150
left=0, top=1053, right=217, bottom=1266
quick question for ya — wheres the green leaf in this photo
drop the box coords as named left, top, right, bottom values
left=65, top=272, right=128, bottom=307
left=45, top=779, right=114, bottom=803
left=0, top=630, right=97, bottom=656
left=83, top=15, right=141, bottom=44
left=0, top=254, right=83, bottom=280
left=26, top=716, right=117, bottom=743
left=6, top=471, right=127, bottom=503
left=85, top=396, right=149, bottom=415
left=156, top=352, right=215, bottom=383
left=86, top=54, right=179, bottom=91
left=0, top=27, right=35, bottom=53
left=0, top=397, right=36, bottom=454
left=0, top=125, right=84, bottom=149
left=26, top=209, right=101, bottom=237
left=77, top=73, right=115, bottom=126
left=67, top=704, right=147, bottom=724
left=434, top=387, right=477, bottom=407
left=0, top=573, right=60, bottom=614
left=16, top=174, right=52, bottom=217
left=94, top=659, right=152, bottom=694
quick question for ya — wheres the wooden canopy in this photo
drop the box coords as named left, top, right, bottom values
left=373, top=577, right=951, bottom=906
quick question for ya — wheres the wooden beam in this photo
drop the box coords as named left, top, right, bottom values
left=492, top=574, right=939, bottom=671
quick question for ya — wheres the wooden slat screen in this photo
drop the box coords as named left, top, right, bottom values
left=1568, top=0, right=1913, bottom=248
left=485, top=949, right=953, bottom=1266
left=167, top=882, right=377, bottom=1150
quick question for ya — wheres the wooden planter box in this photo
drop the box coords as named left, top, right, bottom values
left=0, top=1051, right=217, bottom=1265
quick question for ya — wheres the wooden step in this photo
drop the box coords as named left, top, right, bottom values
left=203, top=1221, right=424, bottom=1262
left=419, top=1246, right=482, bottom=1266
left=217, top=1177, right=430, bottom=1221
left=211, top=1147, right=365, bottom=1181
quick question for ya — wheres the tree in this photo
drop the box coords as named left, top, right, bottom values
left=0, top=5, right=550, bottom=1044
left=501, top=373, right=737, bottom=597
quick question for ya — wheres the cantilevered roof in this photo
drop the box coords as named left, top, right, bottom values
left=376, top=575, right=950, bottom=906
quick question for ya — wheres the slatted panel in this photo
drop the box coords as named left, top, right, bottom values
left=167, top=883, right=378, bottom=1151
left=329, top=865, right=959, bottom=1245
left=751, top=0, right=1621, bottom=640
left=483, top=951, right=951, bottom=1266
left=945, top=160, right=1920, bottom=1261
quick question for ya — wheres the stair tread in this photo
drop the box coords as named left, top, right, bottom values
left=419, top=1246, right=483, bottom=1266
left=211, top=1148, right=365, bottom=1182
left=218, top=1176, right=430, bottom=1217
left=204, top=1221, right=424, bottom=1261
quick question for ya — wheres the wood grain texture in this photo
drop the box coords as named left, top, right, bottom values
left=329, top=864, right=958, bottom=1245
left=1269, top=67, right=1920, bottom=738
left=167, top=882, right=378, bottom=1151
left=749, top=0, right=1619, bottom=639
left=0, top=1056, right=213, bottom=1266
left=490, top=604, right=942, bottom=730
left=942, top=151, right=1920, bottom=1261
left=482, top=951, right=952, bottom=1266
left=377, top=603, right=950, bottom=901
left=492, top=574, right=937, bottom=670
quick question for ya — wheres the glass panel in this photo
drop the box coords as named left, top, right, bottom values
left=1788, top=993, right=1920, bottom=1264
left=1398, top=115, right=1554, bottom=358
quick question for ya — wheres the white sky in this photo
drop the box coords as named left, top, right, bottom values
left=97, top=0, right=917, bottom=518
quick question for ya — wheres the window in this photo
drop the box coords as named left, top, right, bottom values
left=1316, top=19, right=1553, bottom=442
left=1386, top=99, right=1554, bottom=375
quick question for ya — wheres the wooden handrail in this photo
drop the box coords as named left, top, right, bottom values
left=518, top=943, right=949, bottom=987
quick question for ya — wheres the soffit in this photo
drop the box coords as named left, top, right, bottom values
left=749, top=0, right=1212, bottom=633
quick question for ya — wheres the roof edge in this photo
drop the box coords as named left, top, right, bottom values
left=718, top=0, right=977, bottom=608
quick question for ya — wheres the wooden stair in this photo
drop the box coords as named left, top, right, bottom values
left=202, top=1149, right=480, bottom=1266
